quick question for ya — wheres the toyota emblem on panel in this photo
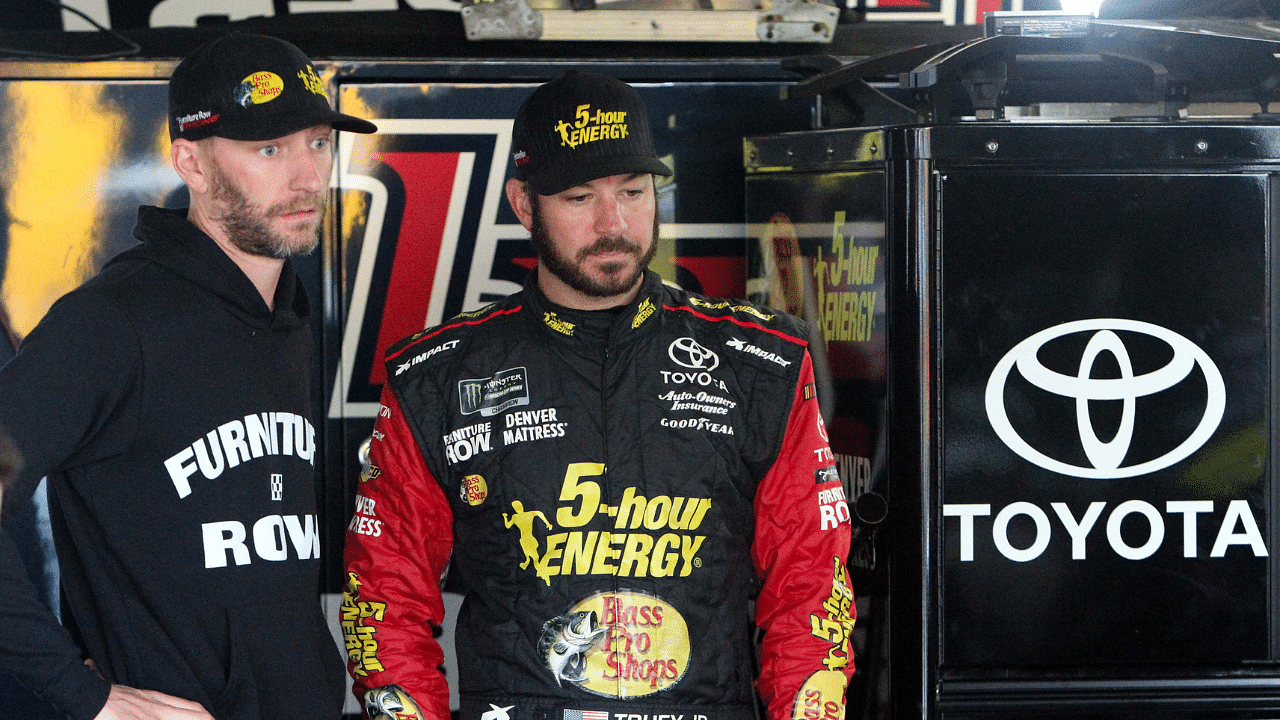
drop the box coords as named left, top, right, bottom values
left=669, top=337, right=719, bottom=371
left=985, top=319, right=1225, bottom=479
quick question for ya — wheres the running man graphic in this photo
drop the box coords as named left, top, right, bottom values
left=504, top=501, right=552, bottom=580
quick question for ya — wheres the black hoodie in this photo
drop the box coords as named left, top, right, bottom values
left=0, top=206, right=343, bottom=720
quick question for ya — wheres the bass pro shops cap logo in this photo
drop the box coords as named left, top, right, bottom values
left=985, top=319, right=1225, bottom=479
left=234, top=71, right=284, bottom=107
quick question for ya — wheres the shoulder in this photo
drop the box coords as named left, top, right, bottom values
left=384, top=295, right=525, bottom=381
left=74, top=247, right=177, bottom=316
left=659, top=286, right=810, bottom=363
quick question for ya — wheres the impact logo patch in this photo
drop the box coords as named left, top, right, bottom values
left=235, top=71, right=283, bottom=107
left=459, top=367, right=530, bottom=417
left=726, top=337, right=791, bottom=367
left=396, top=339, right=459, bottom=377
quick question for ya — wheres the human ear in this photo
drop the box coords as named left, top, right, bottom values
left=170, top=139, right=211, bottom=195
left=505, top=177, right=534, bottom=232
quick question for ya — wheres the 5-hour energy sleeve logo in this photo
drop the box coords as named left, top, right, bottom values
left=794, top=557, right=855, bottom=720
left=810, top=556, right=855, bottom=671
left=342, top=572, right=388, bottom=678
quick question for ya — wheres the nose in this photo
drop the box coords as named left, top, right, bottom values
left=293, top=152, right=328, bottom=193
left=593, top=194, right=627, bottom=236
left=290, top=139, right=329, bottom=194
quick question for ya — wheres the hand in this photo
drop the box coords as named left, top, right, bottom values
left=93, top=685, right=214, bottom=720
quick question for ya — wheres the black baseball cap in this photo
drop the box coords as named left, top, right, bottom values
left=168, top=33, right=377, bottom=142
left=511, top=70, right=672, bottom=196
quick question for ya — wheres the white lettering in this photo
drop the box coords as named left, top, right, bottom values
left=284, top=514, right=320, bottom=559
left=944, top=500, right=1268, bottom=562
left=218, top=420, right=251, bottom=467
left=253, top=515, right=288, bottom=561
left=1210, top=499, right=1268, bottom=557
left=943, top=504, right=992, bottom=562
left=1166, top=500, right=1214, bottom=558
left=203, top=514, right=320, bottom=568
left=1107, top=500, right=1164, bottom=560
left=203, top=521, right=250, bottom=568
left=659, top=417, right=734, bottom=436
left=993, top=501, right=1051, bottom=562
left=164, top=447, right=198, bottom=498
left=164, top=413, right=317, bottom=499
left=1051, top=501, right=1105, bottom=560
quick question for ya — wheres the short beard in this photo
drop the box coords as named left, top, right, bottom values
left=529, top=193, right=659, bottom=299
left=208, top=161, right=325, bottom=259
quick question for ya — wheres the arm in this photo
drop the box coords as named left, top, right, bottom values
left=0, top=292, right=142, bottom=720
left=93, top=685, right=213, bottom=720
left=752, top=351, right=856, bottom=720
left=343, top=386, right=454, bottom=720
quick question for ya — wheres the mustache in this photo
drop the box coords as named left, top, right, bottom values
left=576, top=235, right=642, bottom=260
left=266, top=193, right=326, bottom=218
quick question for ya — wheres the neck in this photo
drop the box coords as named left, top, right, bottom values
left=535, top=266, right=644, bottom=311
left=187, top=203, right=285, bottom=311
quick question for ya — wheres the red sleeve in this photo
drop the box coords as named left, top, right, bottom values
left=343, top=386, right=454, bottom=720
left=752, top=350, right=856, bottom=720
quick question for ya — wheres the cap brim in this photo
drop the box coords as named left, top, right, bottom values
left=214, top=107, right=377, bottom=141
left=527, top=155, right=672, bottom=196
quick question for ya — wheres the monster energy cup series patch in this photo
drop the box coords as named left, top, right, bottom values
left=459, top=367, right=531, bottom=417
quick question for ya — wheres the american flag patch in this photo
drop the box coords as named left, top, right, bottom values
left=564, top=711, right=610, bottom=720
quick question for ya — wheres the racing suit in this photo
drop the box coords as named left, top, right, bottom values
left=344, top=270, right=855, bottom=720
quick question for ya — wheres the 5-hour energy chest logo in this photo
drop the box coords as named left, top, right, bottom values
left=505, top=463, right=711, bottom=586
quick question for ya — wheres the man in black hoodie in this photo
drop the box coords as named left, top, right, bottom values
left=0, top=34, right=375, bottom=720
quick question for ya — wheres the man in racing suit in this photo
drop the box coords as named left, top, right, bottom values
left=344, top=70, right=855, bottom=720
